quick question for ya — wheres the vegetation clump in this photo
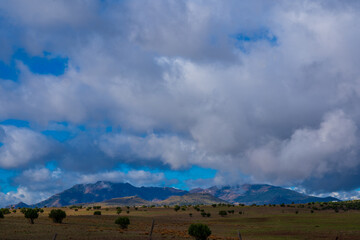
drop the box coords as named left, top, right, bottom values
left=94, top=211, right=101, bottom=215
left=24, top=208, right=39, bottom=224
left=115, top=216, right=130, bottom=229
left=219, top=210, right=227, bottom=217
left=188, top=223, right=211, bottom=240
left=49, top=209, right=67, bottom=223
left=0, top=211, right=4, bottom=219
left=117, top=207, right=122, bottom=214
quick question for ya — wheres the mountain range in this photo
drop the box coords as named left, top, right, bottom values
left=190, top=184, right=338, bottom=205
left=8, top=181, right=339, bottom=208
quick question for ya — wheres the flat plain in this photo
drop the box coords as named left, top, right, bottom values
left=1, top=205, right=360, bottom=240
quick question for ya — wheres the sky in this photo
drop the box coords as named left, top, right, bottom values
left=1, top=0, right=360, bottom=207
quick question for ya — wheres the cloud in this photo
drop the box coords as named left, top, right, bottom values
left=243, top=110, right=358, bottom=185
left=0, top=125, right=55, bottom=168
left=0, top=0, right=360, bottom=197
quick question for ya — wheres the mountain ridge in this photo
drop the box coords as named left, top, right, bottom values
left=8, top=182, right=339, bottom=208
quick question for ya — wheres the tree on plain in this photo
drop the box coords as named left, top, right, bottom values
left=49, top=209, right=67, bottom=223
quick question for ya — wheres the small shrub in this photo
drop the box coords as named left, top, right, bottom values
left=49, top=209, right=66, bottom=223
left=295, top=211, right=299, bottom=214
left=311, top=210, right=314, bottom=213
left=126, top=210, right=130, bottom=214
left=174, top=205, right=180, bottom=212
left=219, top=210, right=227, bottom=217
left=0, top=211, right=4, bottom=218
left=211, top=204, right=217, bottom=208
left=189, top=213, right=193, bottom=217
left=115, top=216, right=130, bottom=229
left=12, top=210, right=16, bottom=213
left=94, top=211, right=101, bottom=215
left=117, top=208, right=122, bottom=214
left=24, top=208, right=39, bottom=224
left=201, top=212, right=206, bottom=217
left=188, top=223, right=211, bottom=240
left=206, top=213, right=211, bottom=217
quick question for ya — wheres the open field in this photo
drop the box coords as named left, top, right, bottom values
left=1, top=205, right=360, bottom=240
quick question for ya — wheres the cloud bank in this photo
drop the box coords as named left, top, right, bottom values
left=1, top=0, right=360, bottom=205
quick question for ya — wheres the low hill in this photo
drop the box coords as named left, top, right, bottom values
left=157, top=193, right=228, bottom=206
left=101, top=196, right=151, bottom=206
left=190, top=184, right=339, bottom=205
left=6, top=202, right=30, bottom=209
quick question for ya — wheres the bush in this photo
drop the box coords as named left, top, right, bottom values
left=49, top=209, right=67, bottom=223
left=174, top=205, right=180, bottom=212
left=1, top=208, right=10, bottom=215
left=24, top=208, right=39, bottom=224
left=115, top=216, right=130, bottom=229
left=0, top=211, right=4, bottom=219
left=117, top=208, right=122, bottom=214
left=211, top=204, right=217, bottom=208
left=219, top=210, right=227, bottom=217
left=188, top=223, right=211, bottom=240
left=94, top=211, right=101, bottom=215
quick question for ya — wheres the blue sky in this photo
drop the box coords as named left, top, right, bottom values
left=1, top=0, right=360, bottom=207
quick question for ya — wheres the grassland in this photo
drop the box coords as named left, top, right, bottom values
left=1, top=204, right=360, bottom=239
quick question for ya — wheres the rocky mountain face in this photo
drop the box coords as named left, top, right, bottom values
left=33, top=181, right=187, bottom=207
left=190, top=184, right=339, bottom=205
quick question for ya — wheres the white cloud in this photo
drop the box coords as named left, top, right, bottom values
left=0, top=0, right=360, bottom=194
left=0, top=126, right=54, bottom=168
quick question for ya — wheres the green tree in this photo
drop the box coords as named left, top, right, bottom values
left=117, top=208, right=122, bottom=214
left=115, top=216, right=130, bottom=229
left=218, top=210, right=227, bottom=217
left=188, top=223, right=211, bottom=240
left=49, top=209, right=67, bottom=223
left=24, top=208, right=39, bottom=224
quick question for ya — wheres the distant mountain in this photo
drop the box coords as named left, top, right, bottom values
left=17, top=182, right=339, bottom=208
left=157, top=193, right=228, bottom=206
left=190, top=184, right=339, bottom=205
left=6, top=202, right=30, bottom=209
left=33, top=181, right=187, bottom=207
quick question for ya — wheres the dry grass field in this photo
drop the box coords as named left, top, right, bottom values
left=1, top=205, right=360, bottom=240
